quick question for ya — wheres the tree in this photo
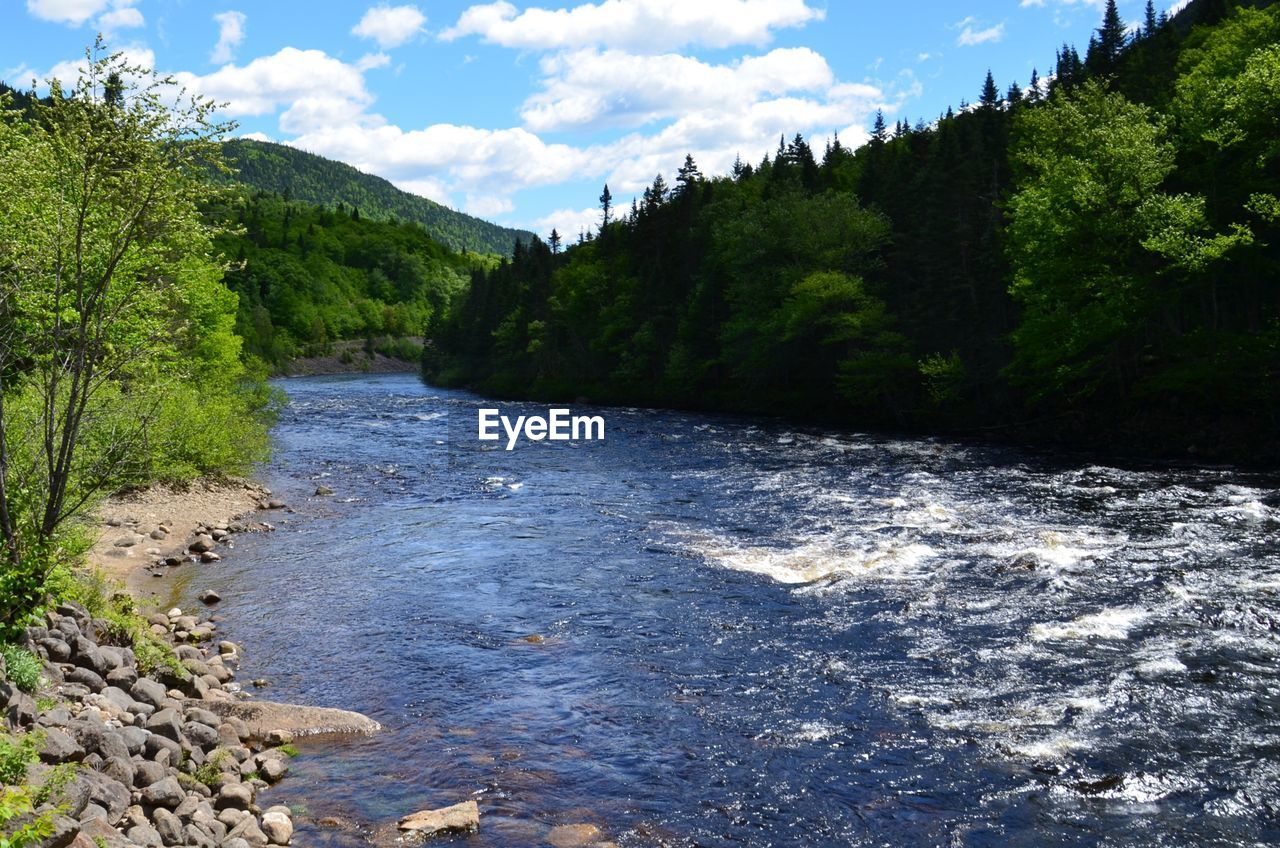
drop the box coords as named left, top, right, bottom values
left=0, top=41, right=234, bottom=628
left=1144, top=0, right=1159, bottom=38
left=1092, top=0, right=1127, bottom=75
left=871, top=110, right=887, bottom=144
left=549, top=228, right=562, bottom=254
left=599, top=183, right=613, bottom=228
left=980, top=70, right=1000, bottom=108
left=675, top=154, right=702, bottom=196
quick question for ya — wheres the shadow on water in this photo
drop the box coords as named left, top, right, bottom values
left=175, top=374, right=1280, bottom=847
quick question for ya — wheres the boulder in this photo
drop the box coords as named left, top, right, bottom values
left=145, top=708, right=183, bottom=742
left=545, top=824, right=604, bottom=848
left=151, top=808, right=184, bottom=847
left=199, top=590, right=222, bottom=605
left=39, top=727, right=85, bottom=763
left=141, top=776, right=185, bottom=809
left=189, top=535, right=215, bottom=554
left=130, top=678, right=167, bottom=709
left=260, top=810, right=293, bottom=845
left=397, top=801, right=480, bottom=838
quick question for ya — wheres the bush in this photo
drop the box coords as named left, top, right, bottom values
left=0, top=649, right=41, bottom=695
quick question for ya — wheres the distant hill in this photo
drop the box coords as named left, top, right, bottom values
left=220, top=138, right=532, bottom=256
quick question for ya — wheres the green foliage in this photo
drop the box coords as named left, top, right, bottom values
left=47, top=567, right=185, bottom=678
left=276, top=743, right=300, bottom=758
left=211, top=191, right=487, bottom=370
left=0, top=785, right=55, bottom=848
left=0, top=734, right=40, bottom=785
left=0, top=649, right=41, bottom=695
left=189, top=748, right=234, bottom=787
left=429, top=0, right=1280, bottom=459
left=219, top=139, right=531, bottom=256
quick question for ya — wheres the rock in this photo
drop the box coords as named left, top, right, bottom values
left=132, top=759, right=165, bottom=788
left=100, top=686, right=140, bottom=716
left=7, top=692, right=36, bottom=727
left=118, top=725, right=148, bottom=756
left=38, top=814, right=80, bottom=848
left=189, top=535, right=215, bottom=554
left=226, top=816, right=269, bottom=847
left=141, top=777, right=185, bottom=809
left=260, top=810, right=293, bottom=845
left=258, top=757, right=288, bottom=784
left=217, top=641, right=238, bottom=656
left=145, top=708, right=183, bottom=741
left=200, top=551, right=221, bottom=563
left=252, top=678, right=268, bottom=688
left=152, top=808, right=184, bottom=847
left=130, top=678, right=167, bottom=708
left=265, top=499, right=285, bottom=510
left=198, top=590, right=222, bottom=605
left=39, top=727, right=85, bottom=763
left=265, top=729, right=293, bottom=746
left=314, top=485, right=333, bottom=496
left=149, top=529, right=168, bottom=540
left=183, top=721, right=220, bottom=749
left=112, top=535, right=140, bottom=547
left=125, top=823, right=163, bottom=848
left=63, top=667, right=105, bottom=693
left=105, top=666, right=138, bottom=689
left=101, top=755, right=135, bottom=788
left=215, top=782, right=253, bottom=811
left=186, top=699, right=380, bottom=740
left=397, top=801, right=480, bottom=838
left=78, top=770, right=131, bottom=825
left=545, top=824, right=603, bottom=848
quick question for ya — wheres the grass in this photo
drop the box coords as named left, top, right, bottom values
left=0, top=647, right=42, bottom=694
left=47, top=566, right=186, bottom=679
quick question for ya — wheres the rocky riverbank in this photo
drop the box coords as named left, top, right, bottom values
left=0, top=479, right=386, bottom=848
left=2, top=597, right=379, bottom=848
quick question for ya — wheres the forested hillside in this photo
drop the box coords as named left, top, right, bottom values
left=220, top=139, right=532, bottom=256
left=428, top=0, right=1280, bottom=462
left=210, top=191, right=493, bottom=368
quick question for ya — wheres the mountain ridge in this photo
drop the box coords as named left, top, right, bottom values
left=220, top=138, right=533, bottom=256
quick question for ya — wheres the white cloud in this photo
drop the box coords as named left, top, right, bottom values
left=917, top=52, right=933, bottom=62
left=464, top=194, right=515, bottom=217
left=521, top=46, right=835, bottom=132
left=238, top=131, right=272, bottom=142
left=210, top=11, right=246, bottom=65
left=526, top=205, right=602, bottom=241
left=954, top=16, right=1005, bottom=47
left=441, top=0, right=824, bottom=52
left=26, top=0, right=109, bottom=25
left=1019, top=0, right=1105, bottom=7
left=352, top=5, right=426, bottom=49
left=392, top=176, right=454, bottom=206
left=357, top=52, right=392, bottom=71
left=36, top=43, right=155, bottom=88
left=99, top=4, right=143, bottom=34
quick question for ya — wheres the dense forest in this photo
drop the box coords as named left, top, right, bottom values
left=427, top=0, right=1280, bottom=462
left=209, top=191, right=492, bottom=367
left=220, top=139, right=532, bottom=256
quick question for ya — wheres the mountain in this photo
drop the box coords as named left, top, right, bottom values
left=220, top=138, right=532, bottom=256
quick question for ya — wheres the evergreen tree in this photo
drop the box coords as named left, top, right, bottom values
left=1144, top=0, right=1158, bottom=37
left=549, top=228, right=562, bottom=254
left=980, top=70, right=1000, bottom=108
left=871, top=110, right=888, bottom=144
left=599, top=184, right=613, bottom=228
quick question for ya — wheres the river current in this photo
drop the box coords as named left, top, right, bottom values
left=180, top=374, right=1280, bottom=846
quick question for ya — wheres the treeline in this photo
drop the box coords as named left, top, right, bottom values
left=220, top=139, right=533, bottom=256
left=211, top=191, right=493, bottom=367
left=428, top=0, right=1280, bottom=461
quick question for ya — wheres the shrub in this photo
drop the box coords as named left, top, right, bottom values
left=0, top=649, right=41, bottom=695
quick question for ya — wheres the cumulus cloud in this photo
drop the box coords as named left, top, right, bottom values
left=210, top=11, right=247, bottom=64
left=25, top=0, right=109, bottom=25
left=175, top=47, right=375, bottom=134
left=357, top=52, right=392, bottom=71
left=954, top=16, right=1005, bottom=47
left=352, top=4, right=426, bottom=49
left=526, top=205, right=603, bottom=241
left=520, top=46, right=836, bottom=132
left=98, top=4, right=143, bottom=34
left=1019, top=0, right=1105, bottom=7
left=441, top=0, right=824, bottom=52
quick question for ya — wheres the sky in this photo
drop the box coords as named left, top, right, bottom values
left=1, top=0, right=1190, bottom=239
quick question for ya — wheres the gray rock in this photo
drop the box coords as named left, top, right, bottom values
left=104, top=666, right=138, bottom=689
left=260, top=810, right=293, bottom=845
left=112, top=535, right=140, bottom=547
left=314, top=485, right=333, bottom=496
left=141, top=777, right=185, bottom=809
left=130, top=678, right=167, bottom=708
left=145, top=708, right=182, bottom=741
left=185, top=823, right=219, bottom=848
left=39, top=637, right=72, bottom=662
left=199, top=551, right=221, bottom=563
left=226, top=816, right=269, bottom=848
left=149, top=529, right=167, bottom=540
left=101, top=755, right=135, bottom=788
left=189, top=535, right=215, bottom=554
left=258, top=757, right=288, bottom=784
left=151, top=808, right=184, bottom=846
left=183, top=721, right=220, bottom=749
left=38, top=814, right=79, bottom=848
left=100, top=686, right=139, bottom=715
left=64, top=667, right=105, bottom=693
left=215, top=782, right=253, bottom=811
left=198, top=590, right=221, bottom=605
left=39, top=727, right=84, bottom=763
left=132, top=759, right=165, bottom=788
left=125, top=823, right=163, bottom=848
left=8, top=692, right=37, bottom=727
left=265, top=499, right=285, bottom=510
left=118, top=725, right=148, bottom=756
left=143, top=733, right=180, bottom=765
left=78, top=770, right=131, bottom=824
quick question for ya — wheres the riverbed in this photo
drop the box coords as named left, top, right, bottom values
left=180, top=374, right=1280, bottom=846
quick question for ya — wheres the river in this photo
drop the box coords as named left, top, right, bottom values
left=180, top=374, right=1280, bottom=846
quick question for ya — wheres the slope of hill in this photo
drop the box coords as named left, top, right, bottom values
left=220, top=138, right=532, bottom=256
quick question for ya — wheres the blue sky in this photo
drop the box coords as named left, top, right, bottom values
left=2, top=0, right=1186, bottom=238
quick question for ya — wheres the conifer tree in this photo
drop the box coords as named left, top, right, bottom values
left=980, top=70, right=1000, bottom=108
left=599, top=183, right=612, bottom=228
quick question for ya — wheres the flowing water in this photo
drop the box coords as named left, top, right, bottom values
left=183, top=374, right=1280, bottom=846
